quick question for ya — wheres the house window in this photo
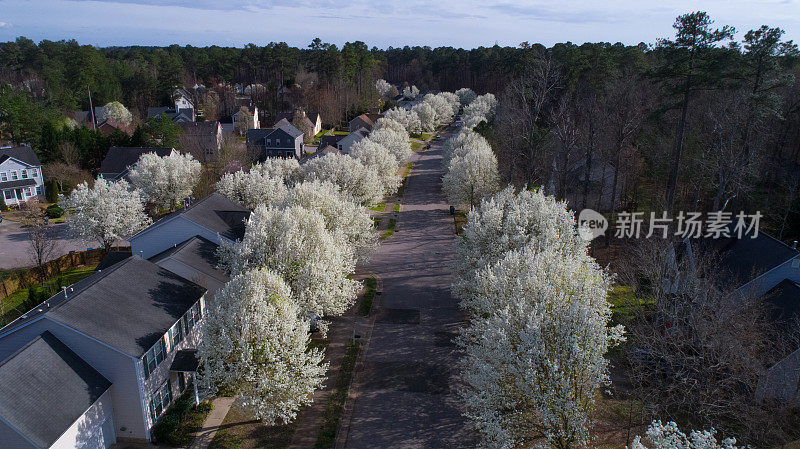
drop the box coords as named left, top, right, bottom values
left=30, top=169, right=37, bottom=178
left=36, top=186, right=42, bottom=195
left=183, top=302, right=202, bottom=335
left=168, top=321, right=183, bottom=349
left=24, top=187, right=32, bottom=196
left=0, top=172, right=6, bottom=182
left=10, top=171, right=18, bottom=180
left=266, top=139, right=271, bottom=145
left=143, top=337, right=167, bottom=379
left=148, top=380, right=173, bottom=425
left=3, top=190, right=12, bottom=200
left=21, top=170, right=28, bottom=179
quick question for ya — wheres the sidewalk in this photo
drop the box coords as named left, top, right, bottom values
left=188, top=397, right=235, bottom=449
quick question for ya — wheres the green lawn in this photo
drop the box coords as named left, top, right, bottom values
left=313, top=342, right=360, bottom=449
left=608, top=285, right=651, bottom=327
left=392, top=203, right=400, bottom=213
left=381, top=219, right=397, bottom=239
left=358, top=278, right=377, bottom=316
left=209, top=400, right=296, bottom=449
left=410, top=142, right=422, bottom=151
left=333, top=131, right=349, bottom=136
left=410, top=132, right=433, bottom=140
left=369, top=202, right=386, bottom=212
left=1, top=266, right=97, bottom=326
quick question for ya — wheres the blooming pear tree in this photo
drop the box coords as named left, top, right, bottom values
left=216, top=167, right=288, bottom=209
left=459, top=246, right=621, bottom=449
left=253, top=158, right=300, bottom=184
left=128, top=151, right=202, bottom=210
left=60, top=178, right=151, bottom=250
left=375, top=79, right=394, bottom=99
left=402, top=85, right=419, bottom=99
left=452, top=186, right=587, bottom=313
left=384, top=107, right=422, bottom=134
left=455, top=88, right=477, bottom=107
left=197, top=268, right=327, bottom=423
left=422, top=93, right=455, bottom=124
left=442, top=142, right=500, bottom=208
left=295, top=154, right=383, bottom=206
left=97, top=101, right=133, bottom=125
left=631, top=421, right=743, bottom=449
left=369, top=118, right=412, bottom=163
left=463, top=93, right=497, bottom=129
left=349, top=139, right=401, bottom=197
left=412, top=102, right=437, bottom=132
left=282, top=180, right=377, bottom=263
left=221, top=204, right=359, bottom=318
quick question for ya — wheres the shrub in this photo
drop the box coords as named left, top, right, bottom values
left=0, top=196, right=7, bottom=211
left=61, top=181, right=74, bottom=195
left=46, top=204, right=64, bottom=218
left=46, top=179, right=59, bottom=203
left=151, top=393, right=213, bottom=446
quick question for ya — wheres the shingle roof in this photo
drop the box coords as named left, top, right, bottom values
left=0, top=178, right=37, bottom=189
left=277, top=122, right=303, bottom=139
left=149, top=236, right=228, bottom=289
left=41, top=256, right=205, bottom=357
left=147, top=106, right=172, bottom=118
left=246, top=129, right=272, bottom=146
left=694, top=231, right=799, bottom=288
left=318, top=135, right=345, bottom=149
left=94, top=249, right=132, bottom=271
left=98, top=146, right=173, bottom=179
left=138, top=192, right=250, bottom=242
left=0, top=331, right=111, bottom=448
left=0, top=146, right=41, bottom=167
left=274, top=118, right=291, bottom=128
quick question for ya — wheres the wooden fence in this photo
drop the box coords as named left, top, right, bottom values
left=0, top=249, right=106, bottom=300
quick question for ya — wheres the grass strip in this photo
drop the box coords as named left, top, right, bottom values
left=313, top=342, right=360, bottom=449
left=357, top=278, right=377, bottom=316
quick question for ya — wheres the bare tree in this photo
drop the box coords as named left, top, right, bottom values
left=20, top=200, right=57, bottom=272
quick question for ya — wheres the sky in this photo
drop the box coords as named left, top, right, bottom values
left=0, top=0, right=798, bottom=49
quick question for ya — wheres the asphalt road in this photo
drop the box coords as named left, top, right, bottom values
left=0, top=220, right=95, bottom=269
left=344, top=128, right=478, bottom=448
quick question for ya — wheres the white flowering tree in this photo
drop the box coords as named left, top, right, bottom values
left=441, top=129, right=489, bottom=168
left=349, top=139, right=401, bottom=197
left=282, top=180, right=377, bottom=263
left=369, top=118, right=412, bottom=163
left=197, top=268, right=327, bottom=423
left=460, top=246, right=621, bottom=449
left=97, top=101, right=133, bottom=125
left=217, top=168, right=287, bottom=209
left=462, top=93, right=497, bottom=129
left=422, top=93, right=455, bottom=124
left=384, top=107, right=422, bottom=134
left=402, top=85, right=419, bottom=99
left=631, top=421, right=743, bottom=449
left=295, top=154, right=383, bottom=206
left=221, top=204, right=359, bottom=318
left=455, top=88, right=478, bottom=107
left=412, top=102, right=436, bottom=132
left=452, top=186, right=587, bottom=312
left=253, top=158, right=300, bottom=183
left=375, top=79, right=394, bottom=99
left=60, top=178, right=151, bottom=251
left=128, top=151, right=202, bottom=211
left=442, top=143, right=500, bottom=208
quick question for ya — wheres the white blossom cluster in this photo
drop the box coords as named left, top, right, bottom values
left=128, top=151, right=202, bottom=210
left=375, top=79, right=394, bottom=99
left=441, top=129, right=500, bottom=207
left=96, top=101, right=133, bottom=125
left=454, top=186, right=625, bottom=449
left=631, top=421, right=743, bottom=449
left=462, top=93, right=497, bottom=129
left=59, top=177, right=151, bottom=249
left=402, top=84, right=419, bottom=99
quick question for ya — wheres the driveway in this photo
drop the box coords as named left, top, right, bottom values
left=0, top=220, right=96, bottom=269
left=342, top=126, right=478, bottom=448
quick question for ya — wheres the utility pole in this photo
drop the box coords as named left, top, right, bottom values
left=87, top=85, right=96, bottom=131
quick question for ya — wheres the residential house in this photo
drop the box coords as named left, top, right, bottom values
left=96, top=119, right=135, bottom=137
left=173, top=89, right=196, bottom=121
left=246, top=122, right=305, bottom=160
left=128, top=192, right=249, bottom=259
left=318, top=135, right=346, bottom=151
left=274, top=110, right=322, bottom=141
left=303, top=145, right=342, bottom=163
left=148, top=235, right=229, bottom=294
left=349, top=112, right=383, bottom=132
left=668, top=231, right=800, bottom=406
left=0, top=146, right=44, bottom=207
left=98, top=147, right=174, bottom=182
left=146, top=107, right=194, bottom=123
left=0, top=256, right=207, bottom=446
left=337, top=128, right=369, bottom=154
left=232, top=105, right=259, bottom=131
left=178, top=121, right=223, bottom=162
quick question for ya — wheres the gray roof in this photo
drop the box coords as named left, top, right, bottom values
left=694, top=231, right=799, bottom=288
left=277, top=122, right=303, bottom=139
left=7, top=256, right=206, bottom=357
left=141, top=192, right=250, bottom=242
left=0, top=146, right=41, bottom=167
left=94, top=250, right=132, bottom=271
left=99, top=146, right=173, bottom=179
left=0, top=331, right=111, bottom=448
left=274, top=117, right=291, bottom=128
left=246, top=128, right=272, bottom=146
left=318, top=135, right=345, bottom=149
left=0, top=178, right=37, bottom=190
left=147, top=106, right=172, bottom=118
left=149, top=235, right=229, bottom=289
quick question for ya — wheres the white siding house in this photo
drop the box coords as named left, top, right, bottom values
left=0, top=147, right=44, bottom=207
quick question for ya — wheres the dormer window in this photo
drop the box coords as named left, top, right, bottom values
left=10, top=171, right=18, bottom=180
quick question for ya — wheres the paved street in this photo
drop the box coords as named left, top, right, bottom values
left=0, top=220, right=94, bottom=269
left=342, top=128, right=477, bottom=448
